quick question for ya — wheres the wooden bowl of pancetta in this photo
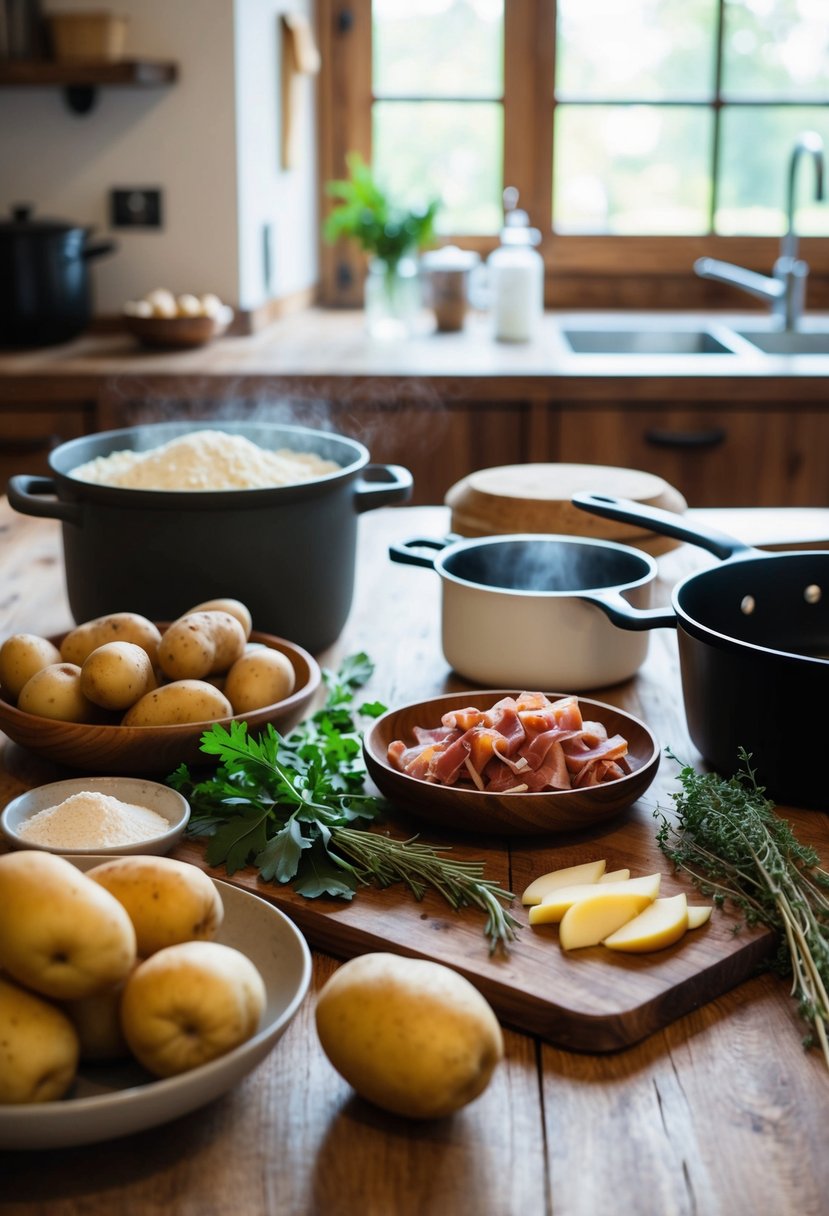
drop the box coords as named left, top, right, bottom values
left=363, top=690, right=660, bottom=836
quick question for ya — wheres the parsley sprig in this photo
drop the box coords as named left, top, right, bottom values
left=168, top=654, right=518, bottom=954
left=655, top=747, right=829, bottom=1067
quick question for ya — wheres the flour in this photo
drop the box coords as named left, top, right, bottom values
left=69, top=429, right=341, bottom=491
left=18, top=790, right=171, bottom=848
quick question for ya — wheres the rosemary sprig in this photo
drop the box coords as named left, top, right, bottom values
left=168, top=654, right=518, bottom=955
left=655, top=747, right=829, bottom=1067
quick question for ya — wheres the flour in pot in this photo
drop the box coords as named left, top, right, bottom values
left=70, top=429, right=341, bottom=490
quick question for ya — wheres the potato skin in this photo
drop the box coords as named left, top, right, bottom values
left=183, top=598, right=253, bottom=640
left=61, top=613, right=162, bottom=667
left=158, top=612, right=246, bottom=680
left=0, top=976, right=80, bottom=1104
left=0, top=633, right=62, bottom=699
left=80, top=641, right=156, bottom=710
left=225, top=648, right=296, bottom=712
left=121, top=679, right=233, bottom=726
left=17, top=662, right=98, bottom=722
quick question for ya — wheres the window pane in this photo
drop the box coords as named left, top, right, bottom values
left=716, top=107, right=829, bottom=234
left=373, top=101, right=503, bottom=233
left=554, top=106, right=712, bottom=233
left=373, top=0, right=503, bottom=98
left=723, top=0, right=829, bottom=100
left=556, top=0, right=718, bottom=100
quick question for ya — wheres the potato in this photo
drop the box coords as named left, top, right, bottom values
left=315, top=953, right=504, bottom=1119
left=0, top=633, right=62, bottom=699
left=225, top=648, right=296, bottom=712
left=17, top=662, right=99, bottom=722
left=0, top=851, right=137, bottom=1000
left=0, top=976, right=80, bottom=1103
left=86, top=855, right=224, bottom=958
left=60, top=613, right=162, bottom=667
left=121, top=679, right=233, bottom=726
left=80, top=640, right=156, bottom=710
left=121, top=941, right=265, bottom=1078
left=61, top=975, right=132, bottom=1062
left=183, top=598, right=253, bottom=640
left=157, top=612, right=246, bottom=680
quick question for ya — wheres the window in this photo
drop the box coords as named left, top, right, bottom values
left=317, top=0, right=829, bottom=309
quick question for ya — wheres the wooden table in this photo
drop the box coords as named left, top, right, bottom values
left=2, top=499, right=829, bottom=1216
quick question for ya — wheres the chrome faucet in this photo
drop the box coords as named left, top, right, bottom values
left=694, top=130, right=826, bottom=330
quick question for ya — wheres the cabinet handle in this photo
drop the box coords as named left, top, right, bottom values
left=0, top=434, right=62, bottom=456
left=644, top=426, right=726, bottom=450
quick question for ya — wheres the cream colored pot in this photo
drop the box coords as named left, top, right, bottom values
left=389, top=533, right=658, bottom=691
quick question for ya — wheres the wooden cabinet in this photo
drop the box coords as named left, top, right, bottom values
left=555, top=404, right=829, bottom=507
left=0, top=402, right=95, bottom=485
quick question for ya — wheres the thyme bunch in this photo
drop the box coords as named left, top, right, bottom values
left=655, top=747, right=829, bottom=1066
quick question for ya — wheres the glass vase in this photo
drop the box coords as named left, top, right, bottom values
left=364, top=256, right=420, bottom=340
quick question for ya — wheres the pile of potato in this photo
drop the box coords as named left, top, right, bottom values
left=0, top=851, right=266, bottom=1103
left=124, top=287, right=227, bottom=320
left=0, top=597, right=297, bottom=727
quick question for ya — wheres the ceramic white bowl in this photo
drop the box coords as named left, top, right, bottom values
left=1, top=776, right=190, bottom=856
left=0, top=860, right=313, bottom=1150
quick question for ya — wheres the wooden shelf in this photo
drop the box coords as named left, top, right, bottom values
left=0, top=59, right=177, bottom=111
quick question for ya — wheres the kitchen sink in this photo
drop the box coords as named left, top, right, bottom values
left=735, top=330, right=829, bottom=355
left=561, top=328, right=735, bottom=355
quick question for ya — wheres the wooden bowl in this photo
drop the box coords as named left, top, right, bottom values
left=0, top=631, right=320, bottom=776
left=363, top=691, right=660, bottom=836
left=123, top=307, right=233, bottom=350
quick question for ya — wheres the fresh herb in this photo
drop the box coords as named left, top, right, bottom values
left=323, top=153, right=441, bottom=270
left=655, top=747, right=829, bottom=1067
left=168, top=654, right=518, bottom=954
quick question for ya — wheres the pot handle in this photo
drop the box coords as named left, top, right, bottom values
left=578, top=588, right=678, bottom=631
left=6, top=475, right=83, bottom=525
left=388, top=536, right=447, bottom=570
left=354, top=464, right=413, bottom=513
left=571, top=492, right=755, bottom=561
left=82, top=240, right=117, bottom=262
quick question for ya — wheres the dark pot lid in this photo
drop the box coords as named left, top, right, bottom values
left=0, top=203, right=87, bottom=237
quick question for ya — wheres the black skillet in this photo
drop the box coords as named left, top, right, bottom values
left=571, top=492, right=829, bottom=809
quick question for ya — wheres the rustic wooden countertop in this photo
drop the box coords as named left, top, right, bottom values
left=1, top=310, right=828, bottom=404
left=2, top=500, right=829, bottom=1215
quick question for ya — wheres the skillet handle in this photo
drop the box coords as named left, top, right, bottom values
left=571, top=492, right=755, bottom=561
left=388, top=536, right=447, bottom=570
left=579, top=589, right=678, bottom=631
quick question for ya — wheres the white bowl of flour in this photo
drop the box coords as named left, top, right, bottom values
left=1, top=776, right=190, bottom=856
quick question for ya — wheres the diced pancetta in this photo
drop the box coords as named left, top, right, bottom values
left=387, top=693, right=632, bottom=794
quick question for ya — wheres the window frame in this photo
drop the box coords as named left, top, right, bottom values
left=316, top=0, right=829, bottom=311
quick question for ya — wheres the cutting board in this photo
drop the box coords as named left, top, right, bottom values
left=170, top=796, right=774, bottom=1054
left=444, top=463, right=689, bottom=556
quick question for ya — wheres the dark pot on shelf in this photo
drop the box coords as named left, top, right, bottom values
left=0, top=204, right=116, bottom=347
left=7, top=421, right=413, bottom=653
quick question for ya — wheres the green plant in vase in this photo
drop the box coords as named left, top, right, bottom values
left=324, top=153, right=441, bottom=337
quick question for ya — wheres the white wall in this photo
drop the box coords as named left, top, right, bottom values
left=0, top=0, right=318, bottom=314
left=234, top=0, right=319, bottom=309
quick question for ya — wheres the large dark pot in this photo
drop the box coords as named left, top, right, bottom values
left=0, top=204, right=116, bottom=347
left=571, top=491, right=829, bottom=809
left=7, top=421, right=413, bottom=653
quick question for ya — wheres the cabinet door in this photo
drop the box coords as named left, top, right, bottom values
left=0, top=404, right=94, bottom=484
left=557, top=406, right=829, bottom=507
left=334, top=400, right=530, bottom=506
